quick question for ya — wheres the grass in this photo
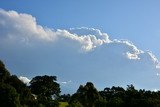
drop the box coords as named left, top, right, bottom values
left=59, top=102, right=69, bottom=107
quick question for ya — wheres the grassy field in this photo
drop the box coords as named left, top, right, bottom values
left=59, top=102, right=69, bottom=107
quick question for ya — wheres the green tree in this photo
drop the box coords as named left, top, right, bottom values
left=0, top=60, right=10, bottom=82
left=107, top=97, right=124, bottom=107
left=6, top=75, right=35, bottom=106
left=29, top=75, right=60, bottom=107
left=70, top=82, right=103, bottom=107
left=0, top=82, right=20, bottom=107
left=60, top=94, right=71, bottom=102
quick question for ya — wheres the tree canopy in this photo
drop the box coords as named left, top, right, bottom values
left=29, top=75, right=60, bottom=106
left=0, top=60, right=60, bottom=107
left=0, top=60, right=10, bottom=82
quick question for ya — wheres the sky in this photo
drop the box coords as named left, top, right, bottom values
left=0, top=0, right=160, bottom=94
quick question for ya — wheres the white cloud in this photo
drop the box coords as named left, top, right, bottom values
left=19, top=76, right=30, bottom=85
left=110, top=39, right=160, bottom=70
left=112, top=39, right=143, bottom=60
left=69, top=27, right=110, bottom=42
left=147, top=51, right=160, bottom=70
left=0, top=9, right=56, bottom=42
left=0, top=9, right=111, bottom=52
left=1, top=9, right=160, bottom=92
left=56, top=29, right=109, bottom=51
left=0, top=9, right=160, bottom=69
left=147, top=51, right=159, bottom=65
left=58, top=80, right=72, bottom=85
left=126, top=52, right=140, bottom=60
left=156, top=73, right=160, bottom=76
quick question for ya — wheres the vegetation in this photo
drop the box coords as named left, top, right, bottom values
left=1, top=60, right=160, bottom=107
left=30, top=75, right=60, bottom=107
left=59, top=102, right=69, bottom=107
left=0, top=60, right=60, bottom=107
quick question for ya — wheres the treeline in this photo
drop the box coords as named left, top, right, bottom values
left=1, top=60, right=160, bottom=107
left=65, top=83, right=160, bottom=107
left=0, top=60, right=60, bottom=107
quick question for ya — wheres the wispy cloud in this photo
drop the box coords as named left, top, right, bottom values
left=58, top=80, right=72, bottom=85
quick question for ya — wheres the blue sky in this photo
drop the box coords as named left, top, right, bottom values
left=0, top=0, right=160, bottom=93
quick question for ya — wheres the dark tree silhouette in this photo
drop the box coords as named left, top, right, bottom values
left=69, top=82, right=104, bottom=107
left=0, top=60, right=10, bottom=82
left=0, top=82, right=20, bottom=107
left=30, top=75, right=60, bottom=106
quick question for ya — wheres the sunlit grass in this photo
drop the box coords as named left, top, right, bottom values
left=59, top=102, right=69, bottom=107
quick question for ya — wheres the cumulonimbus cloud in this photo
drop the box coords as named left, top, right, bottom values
left=0, top=9, right=110, bottom=51
left=0, top=9, right=160, bottom=72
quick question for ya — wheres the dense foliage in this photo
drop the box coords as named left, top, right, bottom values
left=67, top=84, right=160, bottom=107
left=1, top=60, right=160, bottom=107
left=0, top=60, right=60, bottom=107
left=30, top=75, right=60, bottom=107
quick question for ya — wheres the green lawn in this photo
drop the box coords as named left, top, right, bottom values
left=59, top=102, right=69, bottom=107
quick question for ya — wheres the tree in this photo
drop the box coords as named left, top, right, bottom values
left=6, top=75, right=35, bottom=106
left=0, top=60, right=10, bottom=82
left=70, top=82, right=103, bottom=107
left=0, top=82, right=20, bottom=107
left=29, top=75, right=60, bottom=106
left=60, top=94, right=71, bottom=102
